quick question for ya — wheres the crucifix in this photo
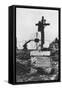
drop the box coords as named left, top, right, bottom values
left=35, top=16, right=50, bottom=50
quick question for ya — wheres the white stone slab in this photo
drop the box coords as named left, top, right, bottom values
left=30, top=51, right=50, bottom=56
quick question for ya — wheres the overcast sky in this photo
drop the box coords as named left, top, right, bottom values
left=16, top=8, right=59, bottom=49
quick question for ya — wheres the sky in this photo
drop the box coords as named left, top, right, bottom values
left=16, top=8, right=59, bottom=49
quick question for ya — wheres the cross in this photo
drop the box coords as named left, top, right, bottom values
left=35, top=16, right=50, bottom=50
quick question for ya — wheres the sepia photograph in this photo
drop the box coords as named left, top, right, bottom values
left=16, top=6, right=60, bottom=83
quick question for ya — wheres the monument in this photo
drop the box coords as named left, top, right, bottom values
left=30, top=16, right=51, bottom=68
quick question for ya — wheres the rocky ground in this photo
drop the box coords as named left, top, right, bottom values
left=16, top=57, right=59, bottom=82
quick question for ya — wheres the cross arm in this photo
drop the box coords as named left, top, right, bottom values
left=43, top=23, right=50, bottom=26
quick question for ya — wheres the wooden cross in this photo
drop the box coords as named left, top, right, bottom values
left=36, top=16, right=50, bottom=49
